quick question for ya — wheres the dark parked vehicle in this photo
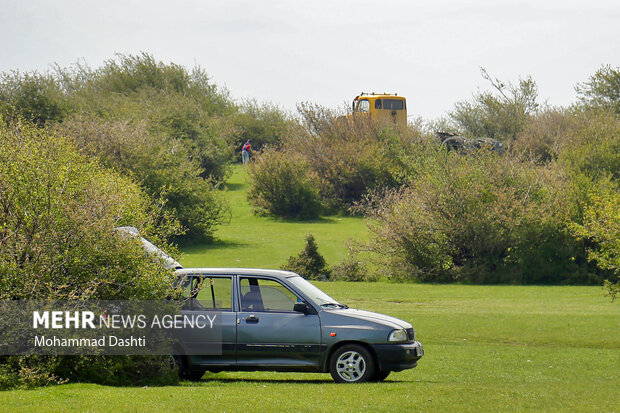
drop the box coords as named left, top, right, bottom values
left=173, top=268, right=423, bottom=383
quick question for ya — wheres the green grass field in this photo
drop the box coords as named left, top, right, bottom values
left=3, top=166, right=619, bottom=412
left=180, top=165, right=368, bottom=269
left=3, top=283, right=619, bottom=412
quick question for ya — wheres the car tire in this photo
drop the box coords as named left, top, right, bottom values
left=370, top=370, right=391, bottom=382
left=174, top=355, right=204, bottom=382
left=329, top=344, right=376, bottom=383
left=184, top=370, right=205, bottom=382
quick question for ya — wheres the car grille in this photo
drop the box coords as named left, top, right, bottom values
left=406, top=328, right=415, bottom=341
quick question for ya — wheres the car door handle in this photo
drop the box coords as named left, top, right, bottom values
left=246, top=315, right=259, bottom=323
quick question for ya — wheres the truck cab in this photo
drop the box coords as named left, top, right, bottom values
left=352, top=93, right=407, bottom=129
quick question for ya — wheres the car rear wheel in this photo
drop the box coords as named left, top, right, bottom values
left=174, top=355, right=205, bottom=382
left=329, top=344, right=375, bottom=383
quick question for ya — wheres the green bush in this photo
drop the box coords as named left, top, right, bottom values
left=0, top=356, right=66, bottom=390
left=55, top=115, right=227, bottom=242
left=0, top=71, right=68, bottom=126
left=232, top=99, right=293, bottom=153
left=575, top=64, right=620, bottom=114
left=62, top=54, right=238, bottom=183
left=330, top=256, right=374, bottom=282
left=0, top=120, right=180, bottom=388
left=569, top=177, right=620, bottom=299
left=281, top=234, right=330, bottom=280
left=1, top=54, right=238, bottom=241
left=248, top=103, right=434, bottom=217
left=557, top=109, right=620, bottom=181
left=52, top=355, right=178, bottom=387
left=144, top=94, right=236, bottom=182
left=512, top=109, right=574, bottom=162
left=360, top=151, right=603, bottom=284
left=449, top=69, right=539, bottom=142
left=247, top=103, right=427, bottom=215
left=247, top=149, right=321, bottom=219
left=0, top=354, right=179, bottom=390
left=0, top=120, right=180, bottom=299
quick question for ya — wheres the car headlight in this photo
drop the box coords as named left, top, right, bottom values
left=388, top=329, right=408, bottom=342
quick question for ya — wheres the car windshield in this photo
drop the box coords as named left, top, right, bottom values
left=287, top=276, right=346, bottom=308
left=355, top=99, right=370, bottom=113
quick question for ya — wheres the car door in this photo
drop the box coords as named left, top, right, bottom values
left=178, top=274, right=237, bottom=366
left=236, top=276, right=322, bottom=368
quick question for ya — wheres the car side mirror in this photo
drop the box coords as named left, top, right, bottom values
left=294, top=302, right=309, bottom=314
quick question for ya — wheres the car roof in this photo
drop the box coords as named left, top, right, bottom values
left=174, top=268, right=298, bottom=279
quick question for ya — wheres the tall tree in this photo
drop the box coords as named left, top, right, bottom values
left=575, top=65, right=620, bottom=113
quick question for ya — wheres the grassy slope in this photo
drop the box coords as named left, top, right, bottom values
left=180, top=165, right=369, bottom=269
left=3, top=283, right=619, bottom=412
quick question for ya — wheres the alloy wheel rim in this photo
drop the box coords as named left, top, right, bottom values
left=336, top=350, right=366, bottom=382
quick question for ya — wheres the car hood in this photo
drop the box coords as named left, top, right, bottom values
left=323, top=308, right=412, bottom=330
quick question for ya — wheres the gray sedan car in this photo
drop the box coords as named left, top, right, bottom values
left=173, top=268, right=423, bottom=383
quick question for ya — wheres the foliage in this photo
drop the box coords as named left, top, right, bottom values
left=569, top=178, right=620, bottom=300
left=0, top=71, right=68, bottom=126
left=296, top=103, right=425, bottom=210
left=51, top=355, right=178, bottom=386
left=0, top=53, right=239, bottom=241
left=0, top=356, right=66, bottom=390
left=330, top=255, right=374, bottom=282
left=0, top=354, right=178, bottom=390
left=512, top=108, right=575, bottom=162
left=59, top=53, right=237, bottom=182
left=557, top=109, right=620, bottom=181
left=511, top=105, right=619, bottom=182
left=0, top=120, right=180, bottom=299
left=144, top=94, right=237, bottom=182
left=61, top=53, right=236, bottom=117
left=575, top=64, right=620, bottom=113
left=232, top=99, right=293, bottom=153
left=246, top=149, right=321, bottom=219
left=0, top=120, right=180, bottom=388
left=603, top=279, right=620, bottom=302
left=55, top=116, right=227, bottom=242
left=246, top=103, right=427, bottom=217
left=281, top=234, right=330, bottom=280
left=359, top=150, right=602, bottom=284
left=449, top=68, right=539, bottom=142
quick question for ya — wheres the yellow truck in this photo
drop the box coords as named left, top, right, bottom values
left=351, top=92, right=407, bottom=129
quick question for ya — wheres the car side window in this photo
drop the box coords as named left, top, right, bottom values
left=189, top=276, right=233, bottom=311
left=239, top=278, right=299, bottom=312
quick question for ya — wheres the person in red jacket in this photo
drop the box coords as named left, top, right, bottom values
left=242, top=140, right=251, bottom=164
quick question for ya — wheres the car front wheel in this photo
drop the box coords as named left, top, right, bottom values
left=371, top=370, right=391, bottom=382
left=329, top=344, right=375, bottom=383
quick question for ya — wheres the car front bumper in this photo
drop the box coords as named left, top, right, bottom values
left=371, top=340, right=424, bottom=372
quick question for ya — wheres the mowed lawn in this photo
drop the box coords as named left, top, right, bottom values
left=3, top=283, right=619, bottom=412
left=4, top=166, right=619, bottom=412
left=179, top=165, right=369, bottom=269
